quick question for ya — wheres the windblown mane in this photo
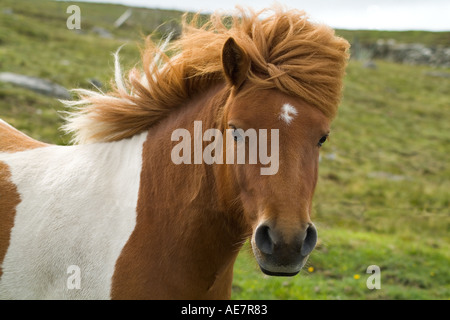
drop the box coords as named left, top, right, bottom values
left=62, top=6, right=350, bottom=144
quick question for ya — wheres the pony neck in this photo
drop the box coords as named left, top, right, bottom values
left=111, top=84, right=247, bottom=299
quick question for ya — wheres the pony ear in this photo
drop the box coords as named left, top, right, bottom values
left=222, top=37, right=250, bottom=88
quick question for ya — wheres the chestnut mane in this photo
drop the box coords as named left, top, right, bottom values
left=62, top=6, right=350, bottom=144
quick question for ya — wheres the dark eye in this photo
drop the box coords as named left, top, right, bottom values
left=318, top=135, right=328, bottom=147
left=229, top=125, right=243, bottom=142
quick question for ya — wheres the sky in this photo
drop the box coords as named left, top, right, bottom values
left=72, top=0, right=450, bottom=31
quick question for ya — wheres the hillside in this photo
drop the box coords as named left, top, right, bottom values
left=1, top=0, right=449, bottom=299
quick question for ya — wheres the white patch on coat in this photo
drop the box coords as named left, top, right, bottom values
left=0, top=131, right=148, bottom=299
left=279, top=103, right=298, bottom=125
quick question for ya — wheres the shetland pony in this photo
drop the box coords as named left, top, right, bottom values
left=0, top=7, right=349, bottom=299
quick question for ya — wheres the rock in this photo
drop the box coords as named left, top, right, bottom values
left=88, top=78, right=103, bottom=89
left=363, top=39, right=450, bottom=68
left=114, top=9, right=132, bottom=28
left=0, top=72, right=71, bottom=99
left=424, top=71, right=450, bottom=79
left=363, top=60, right=377, bottom=69
left=2, top=8, right=13, bottom=15
left=324, top=152, right=338, bottom=161
left=367, top=171, right=409, bottom=181
left=91, top=26, right=113, bottom=39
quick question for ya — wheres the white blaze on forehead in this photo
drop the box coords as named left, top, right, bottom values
left=279, top=103, right=298, bottom=125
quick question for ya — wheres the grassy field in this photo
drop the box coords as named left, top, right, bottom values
left=1, top=0, right=449, bottom=299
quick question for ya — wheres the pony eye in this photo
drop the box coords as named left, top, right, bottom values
left=232, top=128, right=243, bottom=142
left=229, top=125, right=243, bottom=142
left=318, top=135, right=328, bottom=147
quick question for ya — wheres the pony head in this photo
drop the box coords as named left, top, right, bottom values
left=217, top=8, right=349, bottom=275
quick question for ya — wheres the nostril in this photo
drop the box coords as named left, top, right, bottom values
left=255, top=225, right=274, bottom=255
left=301, top=223, right=318, bottom=257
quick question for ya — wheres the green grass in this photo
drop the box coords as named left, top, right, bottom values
left=1, top=0, right=449, bottom=300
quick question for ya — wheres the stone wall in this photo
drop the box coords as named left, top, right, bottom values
left=353, top=39, right=450, bottom=68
